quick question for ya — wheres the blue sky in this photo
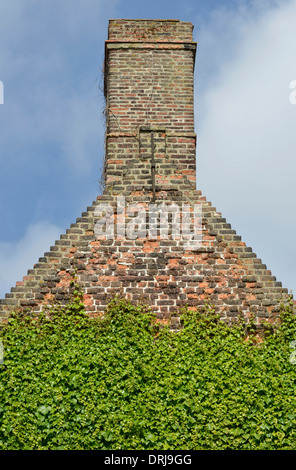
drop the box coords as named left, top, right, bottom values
left=0, top=0, right=296, bottom=298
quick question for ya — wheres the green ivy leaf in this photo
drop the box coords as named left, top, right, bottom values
left=37, top=405, right=51, bottom=415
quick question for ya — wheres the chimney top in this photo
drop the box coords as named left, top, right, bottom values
left=107, top=19, right=194, bottom=42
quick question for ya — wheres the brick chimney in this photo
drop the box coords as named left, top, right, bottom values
left=0, top=19, right=291, bottom=329
left=103, top=19, right=197, bottom=196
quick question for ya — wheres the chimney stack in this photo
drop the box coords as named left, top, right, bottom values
left=103, top=19, right=197, bottom=196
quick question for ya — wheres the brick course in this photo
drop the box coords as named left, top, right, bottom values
left=0, top=19, right=290, bottom=328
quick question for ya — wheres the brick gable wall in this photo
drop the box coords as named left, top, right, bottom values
left=0, top=19, right=290, bottom=328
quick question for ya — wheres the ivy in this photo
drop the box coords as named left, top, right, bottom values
left=1, top=292, right=296, bottom=450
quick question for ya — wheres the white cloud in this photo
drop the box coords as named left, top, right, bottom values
left=195, top=0, right=296, bottom=294
left=0, top=222, right=63, bottom=299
